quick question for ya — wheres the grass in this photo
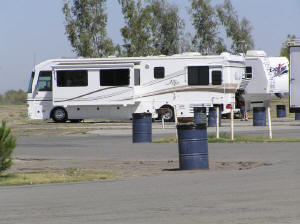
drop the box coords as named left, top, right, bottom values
left=0, top=97, right=296, bottom=137
left=0, top=168, right=117, bottom=186
left=0, top=104, right=131, bottom=137
left=153, top=132, right=300, bottom=143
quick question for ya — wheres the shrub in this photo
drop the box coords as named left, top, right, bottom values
left=0, top=90, right=27, bottom=105
left=0, top=121, right=16, bottom=174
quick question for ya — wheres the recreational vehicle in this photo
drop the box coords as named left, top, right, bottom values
left=289, top=41, right=300, bottom=113
left=242, top=50, right=289, bottom=110
left=27, top=52, right=246, bottom=123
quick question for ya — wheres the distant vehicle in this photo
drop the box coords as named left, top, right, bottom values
left=241, top=50, right=289, bottom=110
left=27, top=52, right=246, bottom=123
left=289, top=40, right=300, bottom=113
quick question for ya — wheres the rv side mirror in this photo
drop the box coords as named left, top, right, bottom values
left=33, top=85, right=39, bottom=96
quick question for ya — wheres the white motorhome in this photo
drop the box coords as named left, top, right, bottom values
left=289, top=41, right=300, bottom=113
left=243, top=50, right=289, bottom=109
left=27, top=52, right=246, bottom=123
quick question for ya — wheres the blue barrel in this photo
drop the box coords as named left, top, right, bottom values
left=193, top=107, right=206, bottom=125
left=132, top=113, right=152, bottom=143
left=276, top=105, right=286, bottom=118
left=295, top=113, right=300, bottom=120
left=253, top=107, right=266, bottom=126
left=177, top=124, right=209, bottom=170
left=208, top=107, right=222, bottom=127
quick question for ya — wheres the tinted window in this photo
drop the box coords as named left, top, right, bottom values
left=100, top=69, right=130, bottom=86
left=188, top=66, right=209, bottom=85
left=27, top=72, right=35, bottom=93
left=212, top=71, right=222, bottom=85
left=57, top=70, right=88, bottom=87
left=37, top=71, right=52, bottom=91
left=245, top=66, right=252, bottom=79
left=134, top=69, right=140, bottom=86
left=154, top=67, right=165, bottom=79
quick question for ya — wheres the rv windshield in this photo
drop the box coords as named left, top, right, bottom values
left=27, top=72, right=35, bottom=93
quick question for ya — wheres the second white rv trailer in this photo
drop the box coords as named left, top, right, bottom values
left=289, top=41, right=300, bottom=113
left=243, top=50, right=289, bottom=109
left=27, top=52, right=246, bottom=122
left=269, top=56, right=289, bottom=98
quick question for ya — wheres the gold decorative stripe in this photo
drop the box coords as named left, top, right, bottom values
left=135, top=84, right=238, bottom=99
left=54, top=86, right=127, bottom=102
left=53, top=84, right=238, bottom=103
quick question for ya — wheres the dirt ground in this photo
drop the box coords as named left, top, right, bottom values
left=0, top=99, right=294, bottom=137
left=1, top=104, right=273, bottom=180
left=10, top=158, right=272, bottom=180
left=0, top=105, right=131, bottom=137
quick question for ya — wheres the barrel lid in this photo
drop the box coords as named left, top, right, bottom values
left=276, top=105, right=286, bottom=109
left=193, top=107, right=206, bottom=113
left=253, top=107, right=266, bottom=112
left=132, top=113, right=152, bottom=119
left=177, top=123, right=206, bottom=130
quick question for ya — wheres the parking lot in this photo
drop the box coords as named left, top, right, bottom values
left=1, top=119, right=300, bottom=223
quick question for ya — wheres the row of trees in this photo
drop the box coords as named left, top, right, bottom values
left=63, top=0, right=254, bottom=58
left=280, top=34, right=296, bottom=58
left=0, top=90, right=27, bottom=105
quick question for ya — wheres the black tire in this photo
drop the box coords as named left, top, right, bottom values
left=51, top=107, right=68, bottom=123
left=159, top=105, right=175, bottom=122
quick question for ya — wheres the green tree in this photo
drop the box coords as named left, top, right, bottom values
left=216, top=0, right=254, bottom=53
left=0, top=94, right=3, bottom=104
left=280, top=34, right=296, bottom=58
left=63, top=0, right=116, bottom=57
left=0, top=121, right=16, bottom=174
left=3, top=90, right=27, bottom=105
left=118, top=0, right=154, bottom=56
left=148, top=0, right=184, bottom=55
left=179, top=33, right=194, bottom=53
left=190, top=0, right=226, bottom=55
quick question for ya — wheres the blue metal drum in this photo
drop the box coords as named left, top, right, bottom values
left=177, top=124, right=209, bottom=170
left=132, top=113, right=152, bottom=143
left=295, top=113, right=300, bottom=120
left=193, top=107, right=206, bottom=125
left=253, top=107, right=266, bottom=126
left=276, top=105, right=286, bottom=118
left=208, top=107, right=222, bottom=127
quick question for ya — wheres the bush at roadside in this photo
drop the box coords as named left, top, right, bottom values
left=0, top=120, right=17, bottom=174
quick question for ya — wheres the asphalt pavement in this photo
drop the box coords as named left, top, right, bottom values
left=1, top=121, right=300, bottom=223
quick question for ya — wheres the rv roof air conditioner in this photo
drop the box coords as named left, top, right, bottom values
left=182, top=52, right=202, bottom=56
left=220, top=52, right=231, bottom=57
left=246, top=50, right=267, bottom=57
left=172, top=52, right=202, bottom=57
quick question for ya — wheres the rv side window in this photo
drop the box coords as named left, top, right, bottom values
left=37, top=71, right=52, bottom=91
left=100, top=69, right=130, bottom=86
left=57, top=70, right=88, bottom=87
left=27, top=72, right=35, bottom=93
left=188, top=66, right=209, bottom=85
left=212, top=71, right=222, bottom=85
left=154, top=67, right=165, bottom=79
left=134, top=69, right=140, bottom=86
left=245, top=66, right=252, bottom=79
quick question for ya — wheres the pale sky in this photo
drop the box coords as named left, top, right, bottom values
left=1, top=0, right=299, bottom=93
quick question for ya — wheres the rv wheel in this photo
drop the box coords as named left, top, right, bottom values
left=52, top=107, right=68, bottom=123
left=160, top=105, right=175, bottom=122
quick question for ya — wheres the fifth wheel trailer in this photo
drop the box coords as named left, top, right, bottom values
left=289, top=41, right=300, bottom=112
left=243, top=50, right=289, bottom=110
left=27, top=52, right=246, bottom=123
